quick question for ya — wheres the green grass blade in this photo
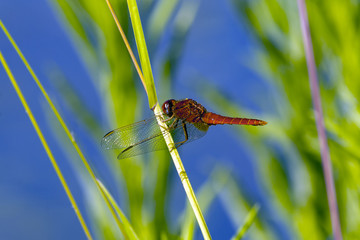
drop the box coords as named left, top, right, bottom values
left=97, top=179, right=140, bottom=240
left=231, top=204, right=260, bottom=240
left=180, top=175, right=218, bottom=240
left=48, top=69, right=103, bottom=138
left=0, top=19, right=125, bottom=236
left=126, top=0, right=157, bottom=108
left=0, top=51, right=93, bottom=240
left=147, top=0, right=179, bottom=45
left=105, top=1, right=211, bottom=238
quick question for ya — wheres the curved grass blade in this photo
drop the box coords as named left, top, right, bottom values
left=0, top=19, right=125, bottom=237
left=0, top=51, right=93, bottom=240
left=97, top=179, right=139, bottom=240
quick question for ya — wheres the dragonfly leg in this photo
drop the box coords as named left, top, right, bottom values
left=162, top=115, right=174, bottom=123
left=159, top=119, right=187, bottom=151
left=160, top=117, right=179, bottom=131
left=158, top=116, right=178, bottom=132
left=169, top=118, right=180, bottom=129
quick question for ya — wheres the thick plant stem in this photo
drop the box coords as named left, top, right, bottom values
left=105, top=0, right=211, bottom=238
left=296, top=1, right=342, bottom=239
left=153, top=105, right=211, bottom=240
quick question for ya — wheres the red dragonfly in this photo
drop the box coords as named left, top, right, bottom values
left=102, top=99, right=267, bottom=159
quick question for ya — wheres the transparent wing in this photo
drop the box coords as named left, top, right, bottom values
left=101, top=117, right=162, bottom=150
left=101, top=116, right=210, bottom=159
left=115, top=132, right=168, bottom=159
left=117, top=121, right=210, bottom=159
left=170, top=121, right=209, bottom=145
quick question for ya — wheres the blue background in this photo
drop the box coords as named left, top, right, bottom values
left=0, top=0, right=277, bottom=239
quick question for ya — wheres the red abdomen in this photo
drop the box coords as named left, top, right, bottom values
left=202, top=112, right=267, bottom=126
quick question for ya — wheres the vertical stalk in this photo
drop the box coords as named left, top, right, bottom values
left=296, top=1, right=342, bottom=239
left=104, top=1, right=211, bottom=237
left=153, top=105, right=211, bottom=239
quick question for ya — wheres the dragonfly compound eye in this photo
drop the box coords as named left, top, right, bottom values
left=162, top=99, right=175, bottom=117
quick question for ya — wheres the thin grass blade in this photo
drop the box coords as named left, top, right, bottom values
left=231, top=204, right=260, bottom=240
left=0, top=19, right=126, bottom=236
left=180, top=175, right=218, bottom=240
left=0, top=51, right=93, bottom=240
left=97, top=179, right=140, bottom=240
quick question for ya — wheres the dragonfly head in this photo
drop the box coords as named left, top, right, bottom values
left=162, top=99, right=176, bottom=117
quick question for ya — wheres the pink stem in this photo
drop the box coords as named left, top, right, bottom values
left=296, top=0, right=342, bottom=239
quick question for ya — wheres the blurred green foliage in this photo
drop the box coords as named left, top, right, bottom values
left=231, top=0, right=360, bottom=239
left=47, top=0, right=359, bottom=239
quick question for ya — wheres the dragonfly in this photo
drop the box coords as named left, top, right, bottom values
left=101, top=99, right=267, bottom=159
